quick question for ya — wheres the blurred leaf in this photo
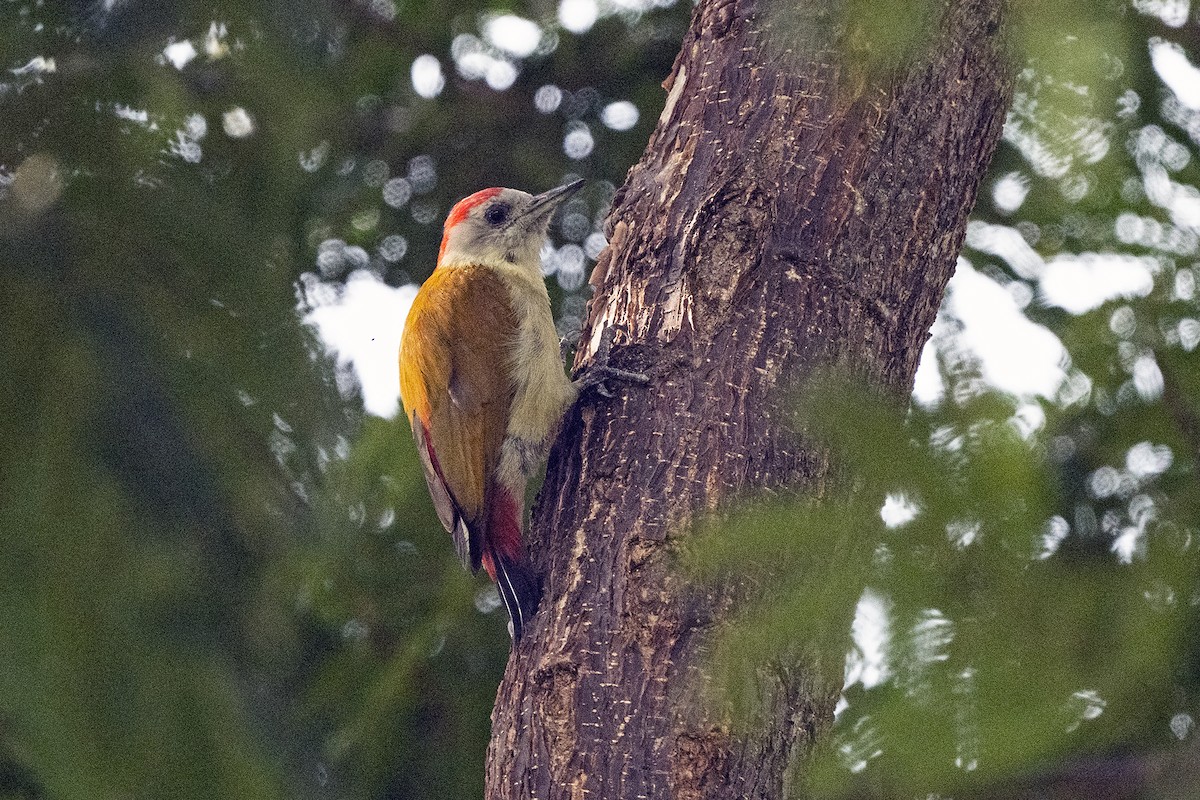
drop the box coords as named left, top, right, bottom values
left=0, top=0, right=686, bottom=796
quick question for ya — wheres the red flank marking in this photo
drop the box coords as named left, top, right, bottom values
left=488, top=487, right=523, bottom=561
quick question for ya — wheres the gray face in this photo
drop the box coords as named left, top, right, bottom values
left=470, top=188, right=541, bottom=261
left=441, top=181, right=584, bottom=269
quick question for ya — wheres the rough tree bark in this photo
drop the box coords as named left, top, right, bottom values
left=487, top=0, right=1013, bottom=797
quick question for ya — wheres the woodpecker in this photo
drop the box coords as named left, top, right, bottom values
left=398, top=180, right=591, bottom=641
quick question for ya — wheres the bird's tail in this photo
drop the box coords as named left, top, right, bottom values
left=486, top=546, right=542, bottom=642
left=483, top=485, right=542, bottom=641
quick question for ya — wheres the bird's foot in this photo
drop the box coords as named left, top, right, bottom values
left=572, top=325, right=648, bottom=398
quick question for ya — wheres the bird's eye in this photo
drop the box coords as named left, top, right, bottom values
left=484, top=203, right=510, bottom=226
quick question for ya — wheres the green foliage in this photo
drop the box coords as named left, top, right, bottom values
left=689, top=375, right=1194, bottom=794
left=0, top=1, right=683, bottom=797
left=688, top=1, right=1200, bottom=796
left=761, top=0, right=941, bottom=77
left=4, top=0, right=1199, bottom=796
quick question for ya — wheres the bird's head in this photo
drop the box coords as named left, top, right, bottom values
left=437, top=179, right=584, bottom=271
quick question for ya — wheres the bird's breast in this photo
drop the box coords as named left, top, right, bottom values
left=497, top=265, right=577, bottom=445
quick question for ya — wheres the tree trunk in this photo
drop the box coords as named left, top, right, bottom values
left=487, top=0, right=1013, bottom=796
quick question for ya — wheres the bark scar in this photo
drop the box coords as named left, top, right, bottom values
left=776, top=248, right=898, bottom=326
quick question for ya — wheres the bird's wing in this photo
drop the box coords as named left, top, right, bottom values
left=399, top=264, right=517, bottom=572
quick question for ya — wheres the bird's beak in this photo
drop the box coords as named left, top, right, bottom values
left=523, top=179, right=585, bottom=222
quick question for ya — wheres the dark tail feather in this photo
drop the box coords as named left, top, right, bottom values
left=490, top=548, right=542, bottom=642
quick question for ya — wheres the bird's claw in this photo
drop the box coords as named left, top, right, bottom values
left=573, top=325, right=648, bottom=398
left=587, top=365, right=649, bottom=398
